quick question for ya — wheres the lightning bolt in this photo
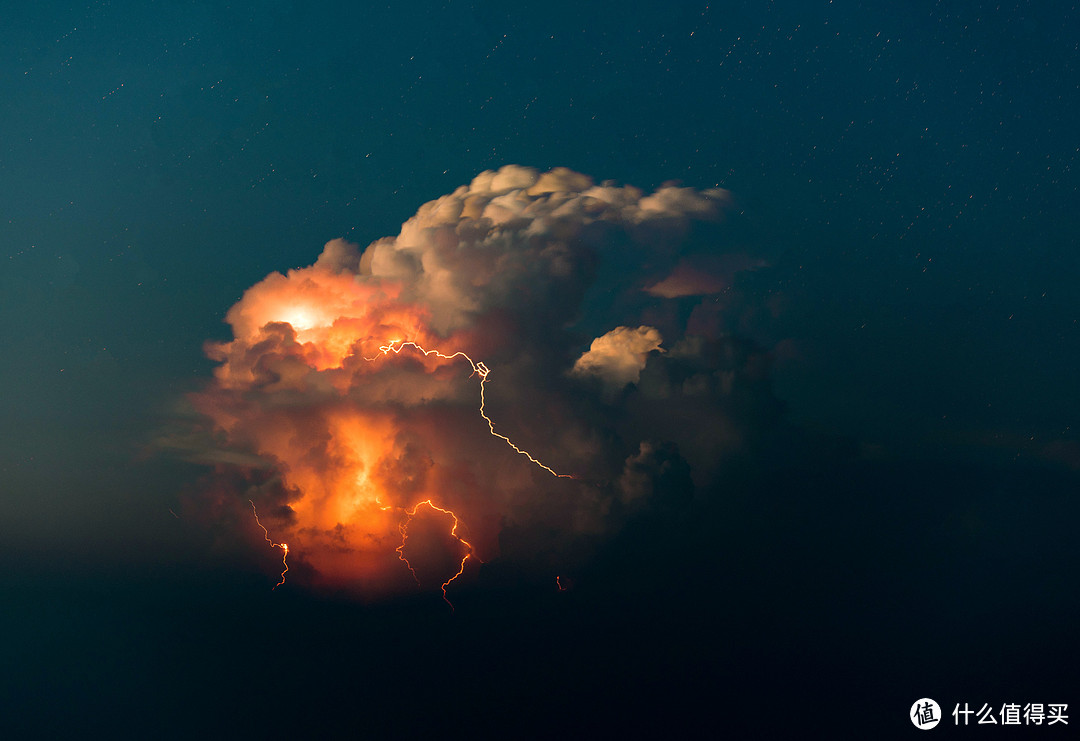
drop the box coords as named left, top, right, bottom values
left=396, top=499, right=477, bottom=611
left=370, top=340, right=574, bottom=478
left=369, top=340, right=576, bottom=606
left=249, top=339, right=571, bottom=599
left=249, top=500, right=289, bottom=590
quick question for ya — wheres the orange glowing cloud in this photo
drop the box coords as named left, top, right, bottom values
left=190, top=165, right=741, bottom=601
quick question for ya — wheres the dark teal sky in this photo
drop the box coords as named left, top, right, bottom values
left=2, top=2, right=1078, bottom=736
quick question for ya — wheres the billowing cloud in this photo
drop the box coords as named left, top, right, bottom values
left=570, top=325, right=664, bottom=391
left=186, top=165, right=776, bottom=599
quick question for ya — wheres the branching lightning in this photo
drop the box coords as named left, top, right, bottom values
left=369, top=340, right=574, bottom=478
left=249, top=339, right=573, bottom=600
left=196, top=169, right=729, bottom=603
left=396, top=499, right=478, bottom=611
left=249, top=499, right=289, bottom=590
left=368, top=341, right=575, bottom=607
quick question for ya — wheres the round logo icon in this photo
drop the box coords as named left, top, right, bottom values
left=911, top=698, right=942, bottom=730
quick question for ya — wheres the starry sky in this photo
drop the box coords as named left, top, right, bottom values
left=2, top=1, right=1078, bottom=737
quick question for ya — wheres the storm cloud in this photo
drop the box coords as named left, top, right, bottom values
left=189, top=165, right=774, bottom=597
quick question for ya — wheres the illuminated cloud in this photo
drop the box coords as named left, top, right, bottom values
left=571, top=325, right=664, bottom=391
left=187, top=165, right=773, bottom=597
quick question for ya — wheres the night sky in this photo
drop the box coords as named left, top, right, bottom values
left=3, top=1, right=1078, bottom=737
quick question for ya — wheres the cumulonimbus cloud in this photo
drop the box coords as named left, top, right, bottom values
left=184, top=165, right=774, bottom=597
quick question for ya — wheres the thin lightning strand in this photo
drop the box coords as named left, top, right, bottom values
left=249, top=500, right=289, bottom=590
left=369, top=340, right=574, bottom=478
left=252, top=339, right=571, bottom=597
left=396, top=516, right=421, bottom=587
left=397, top=499, right=477, bottom=611
left=368, top=340, right=572, bottom=603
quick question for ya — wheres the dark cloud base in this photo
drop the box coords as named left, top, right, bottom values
left=4, top=438, right=1075, bottom=739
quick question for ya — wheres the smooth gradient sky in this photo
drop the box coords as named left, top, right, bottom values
left=3, top=1, right=1077, bottom=737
